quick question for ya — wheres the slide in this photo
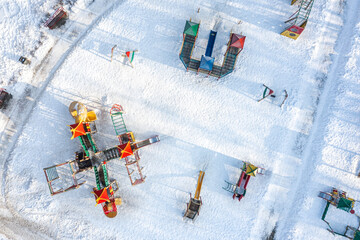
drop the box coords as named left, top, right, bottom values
left=205, top=30, right=217, bottom=57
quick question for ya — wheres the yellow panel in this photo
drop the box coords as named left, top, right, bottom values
left=86, top=111, right=97, bottom=122
left=291, top=0, right=299, bottom=5
left=246, top=164, right=258, bottom=177
left=281, top=29, right=300, bottom=40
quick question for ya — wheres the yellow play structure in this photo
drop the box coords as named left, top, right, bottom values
left=68, top=101, right=97, bottom=123
left=184, top=171, right=205, bottom=221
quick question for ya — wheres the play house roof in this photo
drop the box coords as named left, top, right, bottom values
left=337, top=197, right=353, bottom=212
left=69, top=122, right=86, bottom=139
left=117, top=142, right=134, bottom=159
left=245, top=163, right=258, bottom=177
left=93, top=188, right=110, bottom=205
left=199, top=55, right=215, bottom=71
left=184, top=21, right=199, bottom=36
left=354, top=231, right=360, bottom=240
left=230, top=34, right=246, bottom=49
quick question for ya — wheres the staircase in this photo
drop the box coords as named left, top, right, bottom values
left=221, top=47, right=239, bottom=77
left=103, top=147, right=120, bottom=161
left=180, top=35, right=196, bottom=67
left=287, top=0, right=314, bottom=26
left=94, top=166, right=101, bottom=190
left=124, top=152, right=146, bottom=185
left=187, top=59, right=200, bottom=72
left=209, top=65, right=222, bottom=78
left=110, top=104, right=128, bottom=136
left=79, top=134, right=97, bottom=157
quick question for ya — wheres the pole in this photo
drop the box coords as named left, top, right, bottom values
left=111, top=45, right=117, bottom=62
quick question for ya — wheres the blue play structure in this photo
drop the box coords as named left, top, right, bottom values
left=199, top=55, right=215, bottom=71
left=205, top=30, right=217, bottom=57
left=179, top=20, right=246, bottom=79
left=199, top=30, right=217, bottom=72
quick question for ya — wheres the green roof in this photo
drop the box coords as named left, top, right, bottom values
left=184, top=21, right=199, bottom=36
left=337, top=198, right=353, bottom=212
left=354, top=231, right=360, bottom=240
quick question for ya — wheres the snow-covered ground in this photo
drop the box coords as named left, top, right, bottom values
left=0, top=0, right=359, bottom=239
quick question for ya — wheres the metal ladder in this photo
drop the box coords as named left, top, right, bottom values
left=286, top=0, right=314, bottom=26
left=110, top=104, right=128, bottom=136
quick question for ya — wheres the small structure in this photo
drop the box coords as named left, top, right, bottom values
left=19, top=56, right=30, bottom=65
left=43, top=159, right=85, bottom=196
left=179, top=20, right=245, bottom=79
left=223, top=161, right=265, bottom=201
left=319, top=188, right=360, bottom=239
left=0, top=88, right=12, bottom=109
left=179, top=21, right=200, bottom=69
left=68, top=101, right=98, bottom=156
left=281, top=0, right=314, bottom=40
left=109, top=104, right=160, bottom=185
left=257, top=84, right=288, bottom=108
left=93, top=163, right=121, bottom=218
left=44, top=7, right=68, bottom=29
left=184, top=171, right=205, bottom=221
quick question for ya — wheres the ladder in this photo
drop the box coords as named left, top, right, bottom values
left=123, top=151, right=146, bottom=185
left=110, top=104, right=128, bottom=136
left=94, top=166, right=101, bottom=190
left=286, top=0, right=314, bottom=26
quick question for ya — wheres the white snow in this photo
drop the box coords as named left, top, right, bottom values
left=0, top=0, right=359, bottom=239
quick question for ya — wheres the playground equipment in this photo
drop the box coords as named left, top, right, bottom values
left=44, top=7, right=68, bottom=29
left=223, top=162, right=265, bottom=201
left=179, top=20, right=245, bottom=79
left=319, top=188, right=360, bottom=239
left=0, top=88, right=12, bottom=109
left=184, top=171, right=205, bottom=221
left=92, top=162, right=122, bottom=218
left=110, top=104, right=160, bottom=185
left=257, top=85, right=288, bottom=108
left=69, top=101, right=97, bottom=123
left=43, top=158, right=86, bottom=196
left=43, top=102, right=160, bottom=217
left=281, top=0, right=314, bottom=40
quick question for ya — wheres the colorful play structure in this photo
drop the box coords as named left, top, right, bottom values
left=319, top=188, right=360, bottom=239
left=281, top=0, right=314, bottom=40
left=43, top=102, right=160, bottom=217
left=257, top=84, right=288, bottom=108
left=184, top=171, right=205, bottom=221
left=179, top=20, right=246, bottom=78
left=223, top=162, right=265, bottom=201
left=44, top=6, right=68, bottom=29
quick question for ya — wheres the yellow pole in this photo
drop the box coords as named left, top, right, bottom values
left=194, top=171, right=205, bottom=200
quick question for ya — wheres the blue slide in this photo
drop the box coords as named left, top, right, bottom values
left=205, top=30, right=217, bottom=57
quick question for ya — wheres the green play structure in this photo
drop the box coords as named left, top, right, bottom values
left=319, top=188, right=360, bottom=239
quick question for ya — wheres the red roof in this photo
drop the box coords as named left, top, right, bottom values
left=117, top=142, right=134, bottom=159
left=69, top=122, right=86, bottom=139
left=230, top=34, right=246, bottom=49
left=93, top=188, right=110, bottom=205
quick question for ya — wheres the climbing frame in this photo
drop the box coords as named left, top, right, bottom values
left=281, top=0, right=315, bottom=40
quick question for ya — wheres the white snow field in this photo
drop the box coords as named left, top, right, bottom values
left=0, top=0, right=359, bottom=239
